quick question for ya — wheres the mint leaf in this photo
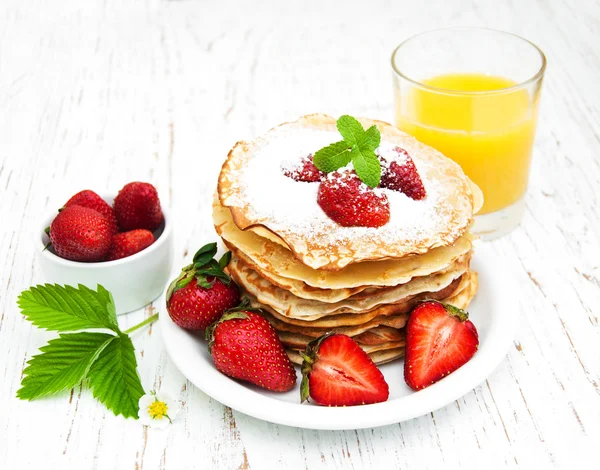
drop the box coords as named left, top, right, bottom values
left=358, top=125, right=381, bottom=151
left=336, top=115, right=365, bottom=146
left=18, top=284, right=120, bottom=333
left=313, top=140, right=352, bottom=172
left=88, top=334, right=144, bottom=419
left=313, top=116, right=384, bottom=187
left=351, top=147, right=381, bottom=188
left=17, top=332, right=114, bottom=400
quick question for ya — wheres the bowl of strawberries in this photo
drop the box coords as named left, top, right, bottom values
left=36, top=182, right=174, bottom=314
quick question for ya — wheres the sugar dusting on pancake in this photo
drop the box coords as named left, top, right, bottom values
left=225, top=126, right=441, bottom=243
left=218, top=114, right=477, bottom=270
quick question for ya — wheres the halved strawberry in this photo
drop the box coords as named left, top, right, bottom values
left=404, top=301, right=479, bottom=391
left=283, top=154, right=324, bottom=183
left=300, top=334, right=389, bottom=406
left=379, top=147, right=426, bottom=200
left=317, top=170, right=390, bottom=227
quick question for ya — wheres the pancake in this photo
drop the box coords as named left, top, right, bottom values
left=218, top=114, right=479, bottom=270
left=353, top=326, right=405, bottom=345
left=278, top=329, right=406, bottom=351
left=249, top=269, right=475, bottom=331
left=260, top=308, right=410, bottom=338
left=444, top=270, right=479, bottom=307
left=286, top=347, right=405, bottom=366
left=227, top=252, right=470, bottom=318
left=214, top=198, right=473, bottom=290
left=248, top=178, right=483, bottom=250
left=248, top=276, right=460, bottom=325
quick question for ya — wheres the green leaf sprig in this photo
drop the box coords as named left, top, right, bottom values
left=166, top=242, right=232, bottom=298
left=313, top=115, right=382, bottom=188
left=17, top=284, right=156, bottom=419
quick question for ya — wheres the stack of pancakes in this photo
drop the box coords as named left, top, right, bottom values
left=214, top=114, right=483, bottom=365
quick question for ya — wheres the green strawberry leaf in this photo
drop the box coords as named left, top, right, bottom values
left=351, top=146, right=381, bottom=188
left=444, top=303, right=470, bottom=322
left=192, top=242, right=218, bottom=268
left=195, top=275, right=213, bottom=289
left=17, top=332, right=114, bottom=400
left=358, top=125, right=381, bottom=152
left=166, top=269, right=189, bottom=301
left=313, top=140, right=352, bottom=172
left=87, top=334, right=145, bottom=419
left=16, top=283, right=156, bottom=420
left=336, top=115, right=365, bottom=146
left=219, top=251, right=232, bottom=270
left=18, top=284, right=120, bottom=333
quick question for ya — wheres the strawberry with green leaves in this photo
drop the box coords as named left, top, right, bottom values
left=300, top=333, right=389, bottom=406
left=166, top=243, right=240, bottom=330
left=207, top=306, right=297, bottom=392
left=313, top=115, right=382, bottom=189
left=311, top=116, right=428, bottom=227
left=404, top=301, right=479, bottom=391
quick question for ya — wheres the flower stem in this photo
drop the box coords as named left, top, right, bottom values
left=124, top=313, right=159, bottom=334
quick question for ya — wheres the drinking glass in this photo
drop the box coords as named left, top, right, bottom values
left=392, top=28, right=546, bottom=239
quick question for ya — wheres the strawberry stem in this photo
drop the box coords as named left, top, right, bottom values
left=444, top=303, right=469, bottom=322
left=124, top=313, right=159, bottom=334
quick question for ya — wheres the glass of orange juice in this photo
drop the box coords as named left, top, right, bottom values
left=392, top=28, right=546, bottom=239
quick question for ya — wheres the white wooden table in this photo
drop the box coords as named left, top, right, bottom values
left=1, top=0, right=599, bottom=468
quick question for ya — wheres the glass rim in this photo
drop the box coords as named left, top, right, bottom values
left=391, top=27, right=547, bottom=96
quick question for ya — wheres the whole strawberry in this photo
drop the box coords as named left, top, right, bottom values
left=207, top=308, right=297, bottom=392
left=300, top=334, right=389, bottom=406
left=107, top=229, right=155, bottom=261
left=379, top=147, right=426, bottom=200
left=113, top=182, right=163, bottom=231
left=404, top=301, right=479, bottom=391
left=49, top=205, right=112, bottom=262
left=64, top=190, right=118, bottom=234
left=166, top=243, right=240, bottom=330
left=317, top=170, right=390, bottom=227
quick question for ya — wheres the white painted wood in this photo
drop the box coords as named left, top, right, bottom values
left=1, top=0, right=599, bottom=468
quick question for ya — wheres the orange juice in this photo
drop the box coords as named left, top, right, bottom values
left=395, top=73, right=538, bottom=214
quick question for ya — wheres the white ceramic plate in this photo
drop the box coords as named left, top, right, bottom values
left=160, top=242, right=516, bottom=430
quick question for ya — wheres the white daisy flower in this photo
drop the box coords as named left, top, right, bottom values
left=138, top=391, right=179, bottom=428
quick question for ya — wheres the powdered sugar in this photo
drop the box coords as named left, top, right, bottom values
left=377, top=143, right=409, bottom=166
left=223, top=126, right=447, bottom=247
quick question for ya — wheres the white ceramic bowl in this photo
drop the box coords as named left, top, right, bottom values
left=36, top=196, right=174, bottom=315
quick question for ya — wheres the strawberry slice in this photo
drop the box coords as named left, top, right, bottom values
left=300, top=334, right=389, bottom=406
left=283, top=154, right=324, bottom=183
left=317, top=170, right=390, bottom=227
left=379, top=147, right=426, bottom=200
left=404, top=301, right=479, bottom=391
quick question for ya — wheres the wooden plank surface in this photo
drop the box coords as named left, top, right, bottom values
left=1, top=0, right=599, bottom=468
